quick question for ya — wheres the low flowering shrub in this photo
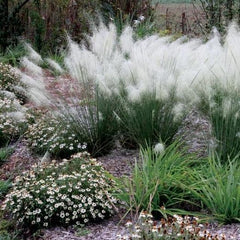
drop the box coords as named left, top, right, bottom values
left=117, top=211, right=226, bottom=240
left=26, top=112, right=87, bottom=158
left=2, top=152, right=117, bottom=229
left=0, top=96, right=28, bottom=147
left=0, top=62, right=26, bottom=103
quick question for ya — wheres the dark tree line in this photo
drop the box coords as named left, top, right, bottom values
left=0, top=0, right=32, bottom=51
left=197, top=0, right=240, bottom=32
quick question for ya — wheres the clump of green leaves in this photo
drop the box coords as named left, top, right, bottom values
left=188, top=156, right=240, bottom=224
left=0, top=147, right=13, bottom=166
left=116, top=141, right=196, bottom=217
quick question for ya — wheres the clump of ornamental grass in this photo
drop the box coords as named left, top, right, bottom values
left=198, top=86, right=240, bottom=161
left=2, top=152, right=117, bottom=229
left=0, top=95, right=28, bottom=147
left=115, top=90, right=184, bottom=149
left=0, top=180, right=11, bottom=199
left=116, top=141, right=197, bottom=219
left=117, top=211, right=226, bottom=240
left=0, top=147, right=13, bottom=166
left=0, top=62, right=27, bottom=103
left=56, top=90, right=120, bottom=157
left=26, top=111, right=87, bottom=158
left=187, top=155, right=240, bottom=224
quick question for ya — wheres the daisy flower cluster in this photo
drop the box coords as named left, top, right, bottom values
left=0, top=95, right=28, bottom=147
left=2, top=152, right=117, bottom=228
left=117, top=211, right=227, bottom=240
left=0, top=62, right=26, bottom=103
left=26, top=112, right=87, bottom=157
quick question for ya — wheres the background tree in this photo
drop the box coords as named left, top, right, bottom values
left=0, top=0, right=32, bottom=52
left=196, top=0, right=239, bottom=33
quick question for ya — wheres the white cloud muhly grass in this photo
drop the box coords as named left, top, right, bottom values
left=89, top=23, right=117, bottom=61
left=46, top=58, right=63, bottom=73
left=120, top=26, right=134, bottom=54
left=6, top=111, right=26, bottom=121
left=19, top=72, right=49, bottom=106
left=17, top=23, right=240, bottom=113
left=25, top=43, right=43, bottom=64
left=21, top=57, right=43, bottom=77
left=0, top=90, right=16, bottom=100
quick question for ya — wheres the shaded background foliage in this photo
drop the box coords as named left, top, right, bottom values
left=0, top=0, right=240, bottom=53
left=0, top=0, right=152, bottom=53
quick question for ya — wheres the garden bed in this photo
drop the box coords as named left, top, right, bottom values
left=1, top=22, right=240, bottom=239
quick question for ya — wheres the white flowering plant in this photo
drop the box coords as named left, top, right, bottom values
left=0, top=95, right=28, bottom=147
left=0, top=62, right=26, bottom=103
left=117, top=211, right=226, bottom=240
left=2, top=152, right=117, bottom=229
left=26, top=111, right=87, bottom=158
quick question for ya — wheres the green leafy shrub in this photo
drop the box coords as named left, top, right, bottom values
left=117, top=211, right=225, bottom=240
left=117, top=142, right=197, bottom=216
left=188, top=156, right=240, bottom=224
left=0, top=96, right=28, bottom=147
left=2, top=152, right=117, bottom=229
left=0, top=62, right=26, bottom=103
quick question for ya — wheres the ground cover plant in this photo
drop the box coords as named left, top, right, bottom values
left=0, top=96, right=28, bottom=147
left=0, top=62, right=26, bottom=103
left=117, top=211, right=227, bottom=240
left=26, top=111, right=87, bottom=158
left=2, top=152, right=117, bottom=229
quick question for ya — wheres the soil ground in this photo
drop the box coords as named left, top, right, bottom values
left=155, top=3, right=206, bottom=36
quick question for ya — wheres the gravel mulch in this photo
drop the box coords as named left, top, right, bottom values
left=0, top=140, right=39, bottom=181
